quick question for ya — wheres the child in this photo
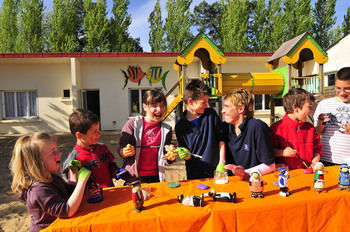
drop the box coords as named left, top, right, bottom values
left=10, top=132, right=90, bottom=232
left=119, top=89, right=175, bottom=183
left=175, top=79, right=225, bottom=180
left=62, top=109, right=118, bottom=188
left=222, top=89, right=275, bottom=179
left=270, top=88, right=322, bottom=169
left=314, top=67, right=350, bottom=165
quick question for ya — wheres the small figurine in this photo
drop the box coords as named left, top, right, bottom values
left=313, top=162, right=325, bottom=193
left=178, top=194, right=204, bottom=207
left=338, top=163, right=350, bottom=191
left=208, top=190, right=237, bottom=203
left=249, top=169, right=264, bottom=198
left=278, top=167, right=291, bottom=197
left=87, top=178, right=104, bottom=203
left=132, top=182, right=144, bottom=212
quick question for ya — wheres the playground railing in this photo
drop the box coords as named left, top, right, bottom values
left=291, top=76, right=320, bottom=94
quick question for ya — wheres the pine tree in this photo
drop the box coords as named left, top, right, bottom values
left=148, top=0, right=165, bottom=52
left=164, top=0, right=193, bottom=52
left=15, top=0, right=44, bottom=52
left=193, top=1, right=222, bottom=45
left=311, top=0, right=337, bottom=50
left=0, top=0, right=18, bottom=52
left=248, top=0, right=269, bottom=51
left=83, top=0, right=109, bottom=52
left=219, top=0, right=249, bottom=52
left=49, top=0, right=80, bottom=52
left=342, top=7, right=350, bottom=37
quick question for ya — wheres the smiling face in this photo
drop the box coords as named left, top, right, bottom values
left=293, top=100, right=313, bottom=122
left=335, top=79, right=350, bottom=103
left=190, top=95, right=209, bottom=115
left=222, top=99, right=244, bottom=125
left=143, top=101, right=165, bottom=123
left=41, top=140, right=62, bottom=174
left=77, top=123, right=101, bottom=147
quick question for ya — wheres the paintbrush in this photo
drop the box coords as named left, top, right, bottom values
left=295, top=152, right=310, bottom=169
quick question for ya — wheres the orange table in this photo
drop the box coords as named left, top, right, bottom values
left=44, top=166, right=350, bottom=232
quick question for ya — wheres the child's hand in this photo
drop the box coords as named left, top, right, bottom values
left=69, top=160, right=82, bottom=171
left=225, top=164, right=246, bottom=180
left=77, top=167, right=91, bottom=181
left=283, top=147, right=297, bottom=157
left=176, top=147, right=191, bottom=160
left=318, top=113, right=330, bottom=125
left=123, top=144, right=135, bottom=157
left=163, top=145, right=177, bottom=161
left=344, top=123, right=350, bottom=134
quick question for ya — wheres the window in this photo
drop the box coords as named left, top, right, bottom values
left=327, top=73, right=335, bottom=86
left=254, top=94, right=271, bottom=111
left=129, top=89, right=150, bottom=115
left=63, top=89, right=71, bottom=99
left=1, top=90, right=38, bottom=119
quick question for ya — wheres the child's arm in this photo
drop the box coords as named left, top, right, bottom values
left=67, top=168, right=91, bottom=217
left=273, top=147, right=297, bottom=157
left=310, top=153, right=321, bottom=169
left=218, top=141, right=226, bottom=165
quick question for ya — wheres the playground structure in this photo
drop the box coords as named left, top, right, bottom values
left=163, top=32, right=328, bottom=124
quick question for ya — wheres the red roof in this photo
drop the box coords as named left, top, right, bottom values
left=0, top=52, right=273, bottom=58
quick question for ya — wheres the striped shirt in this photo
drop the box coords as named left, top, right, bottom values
left=314, top=97, right=350, bottom=164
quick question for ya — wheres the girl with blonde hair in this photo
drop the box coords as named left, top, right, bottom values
left=10, top=132, right=90, bottom=232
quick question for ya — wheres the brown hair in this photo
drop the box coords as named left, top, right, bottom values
left=10, top=132, right=56, bottom=194
left=69, top=109, right=99, bottom=136
left=336, top=67, right=350, bottom=81
left=283, top=88, right=315, bottom=114
left=224, top=89, right=254, bottom=118
left=183, top=79, right=211, bottom=104
left=142, top=89, right=167, bottom=116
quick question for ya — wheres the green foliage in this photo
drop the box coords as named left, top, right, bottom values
left=83, top=0, right=109, bottom=52
left=49, top=0, right=80, bottom=52
left=219, top=0, right=249, bottom=52
left=108, top=0, right=142, bottom=52
left=311, top=0, right=337, bottom=50
left=15, top=0, right=44, bottom=52
left=148, top=0, right=165, bottom=52
left=193, top=1, right=222, bottom=45
left=342, top=7, right=350, bottom=36
left=0, top=0, right=18, bottom=52
left=164, top=0, right=193, bottom=52
left=248, top=0, right=268, bottom=51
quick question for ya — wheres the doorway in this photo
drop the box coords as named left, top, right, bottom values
left=81, top=90, right=100, bottom=119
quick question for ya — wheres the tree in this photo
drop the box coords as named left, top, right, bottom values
left=108, top=0, right=141, bottom=52
left=148, top=0, right=165, bottom=52
left=219, top=0, right=249, bottom=52
left=294, top=0, right=313, bottom=36
left=311, top=0, right=337, bottom=50
left=248, top=0, right=269, bottom=51
left=83, top=0, right=109, bottom=52
left=193, top=1, right=222, bottom=45
left=49, top=0, right=80, bottom=52
left=15, top=0, right=44, bottom=52
left=266, top=0, right=285, bottom=51
left=342, top=7, right=350, bottom=36
left=164, top=0, right=193, bottom=52
left=0, top=0, right=18, bottom=52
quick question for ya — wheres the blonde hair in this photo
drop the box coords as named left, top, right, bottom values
left=10, top=132, right=56, bottom=194
left=224, top=89, right=254, bottom=118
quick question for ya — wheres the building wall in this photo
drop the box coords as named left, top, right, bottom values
left=0, top=60, right=73, bottom=134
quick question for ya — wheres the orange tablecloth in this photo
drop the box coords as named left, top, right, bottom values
left=44, top=166, right=350, bottom=232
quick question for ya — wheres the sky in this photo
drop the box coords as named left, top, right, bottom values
left=0, top=0, right=349, bottom=51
